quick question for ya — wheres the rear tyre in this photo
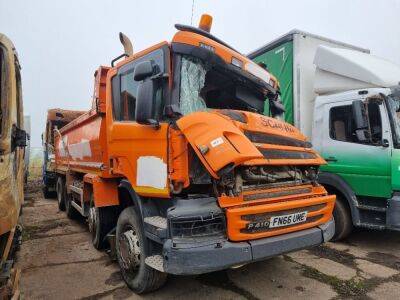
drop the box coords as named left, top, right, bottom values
left=56, top=177, right=66, bottom=211
left=116, top=207, right=167, bottom=294
left=42, top=185, right=52, bottom=199
left=331, top=196, right=353, bottom=241
left=65, top=182, right=80, bottom=220
left=88, top=194, right=115, bottom=249
left=43, top=182, right=57, bottom=199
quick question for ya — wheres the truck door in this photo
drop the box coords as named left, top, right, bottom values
left=320, top=99, right=392, bottom=198
left=107, top=45, right=170, bottom=197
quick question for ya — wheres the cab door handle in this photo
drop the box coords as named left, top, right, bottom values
left=324, top=157, right=338, bottom=162
left=382, top=139, right=390, bottom=148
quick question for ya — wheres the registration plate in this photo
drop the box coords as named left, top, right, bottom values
left=269, top=211, right=308, bottom=228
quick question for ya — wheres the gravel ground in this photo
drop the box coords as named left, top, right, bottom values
left=16, top=179, right=400, bottom=300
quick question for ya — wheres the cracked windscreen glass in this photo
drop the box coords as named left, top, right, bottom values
left=178, top=54, right=271, bottom=115
left=179, top=55, right=209, bottom=115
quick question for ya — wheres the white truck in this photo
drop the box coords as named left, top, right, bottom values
left=249, top=30, right=400, bottom=240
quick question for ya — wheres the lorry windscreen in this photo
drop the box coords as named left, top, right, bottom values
left=179, top=55, right=266, bottom=115
left=385, top=90, right=400, bottom=148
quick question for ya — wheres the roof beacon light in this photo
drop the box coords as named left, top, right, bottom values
left=199, top=14, right=213, bottom=33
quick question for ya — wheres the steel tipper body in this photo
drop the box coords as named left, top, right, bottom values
left=54, top=16, right=335, bottom=293
left=249, top=30, right=400, bottom=240
left=42, top=108, right=85, bottom=200
left=0, top=33, right=26, bottom=299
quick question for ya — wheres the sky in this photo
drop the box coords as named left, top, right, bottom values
left=1, top=0, right=400, bottom=147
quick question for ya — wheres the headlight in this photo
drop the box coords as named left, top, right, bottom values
left=231, top=57, right=243, bottom=68
left=245, top=61, right=271, bottom=83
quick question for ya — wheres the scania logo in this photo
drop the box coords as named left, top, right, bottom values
left=260, top=116, right=295, bottom=133
left=246, top=221, right=270, bottom=231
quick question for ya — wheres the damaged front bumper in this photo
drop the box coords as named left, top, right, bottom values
left=162, top=217, right=335, bottom=275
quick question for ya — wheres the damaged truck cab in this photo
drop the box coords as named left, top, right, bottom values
left=54, top=16, right=335, bottom=293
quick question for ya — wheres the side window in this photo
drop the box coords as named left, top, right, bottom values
left=368, top=102, right=382, bottom=144
left=112, top=48, right=167, bottom=121
left=120, top=68, right=138, bottom=121
left=330, top=105, right=353, bottom=142
left=329, top=103, right=382, bottom=145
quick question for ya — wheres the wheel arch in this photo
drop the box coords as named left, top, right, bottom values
left=318, top=172, right=360, bottom=225
left=118, top=179, right=145, bottom=221
left=118, top=179, right=161, bottom=221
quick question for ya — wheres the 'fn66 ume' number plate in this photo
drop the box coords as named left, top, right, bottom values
left=269, top=211, right=308, bottom=228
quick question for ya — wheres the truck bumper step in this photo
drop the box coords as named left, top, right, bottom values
left=144, top=216, right=167, bottom=240
left=144, top=216, right=167, bottom=229
left=145, top=255, right=165, bottom=272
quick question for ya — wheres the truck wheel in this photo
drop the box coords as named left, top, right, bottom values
left=116, top=207, right=167, bottom=294
left=331, top=196, right=353, bottom=241
left=43, top=185, right=52, bottom=199
left=65, top=183, right=80, bottom=220
left=88, top=195, right=115, bottom=249
left=56, top=177, right=66, bottom=211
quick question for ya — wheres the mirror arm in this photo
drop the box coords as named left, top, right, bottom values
left=150, top=72, right=169, bottom=80
left=147, top=119, right=161, bottom=130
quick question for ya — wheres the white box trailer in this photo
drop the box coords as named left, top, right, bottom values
left=248, top=29, right=369, bottom=138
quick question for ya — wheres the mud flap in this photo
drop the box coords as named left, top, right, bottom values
left=387, top=194, right=400, bottom=230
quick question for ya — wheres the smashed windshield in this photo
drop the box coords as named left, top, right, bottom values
left=385, top=91, right=400, bottom=148
left=178, top=54, right=268, bottom=115
left=179, top=56, right=209, bottom=115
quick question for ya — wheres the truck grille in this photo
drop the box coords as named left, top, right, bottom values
left=244, top=130, right=312, bottom=148
left=244, top=187, right=312, bottom=201
left=258, top=148, right=316, bottom=160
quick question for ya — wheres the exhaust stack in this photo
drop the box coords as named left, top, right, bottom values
left=119, top=32, right=133, bottom=56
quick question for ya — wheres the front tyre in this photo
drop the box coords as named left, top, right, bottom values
left=116, top=207, right=167, bottom=294
left=331, top=196, right=353, bottom=241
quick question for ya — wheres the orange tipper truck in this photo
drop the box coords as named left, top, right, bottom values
left=54, top=15, right=336, bottom=293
